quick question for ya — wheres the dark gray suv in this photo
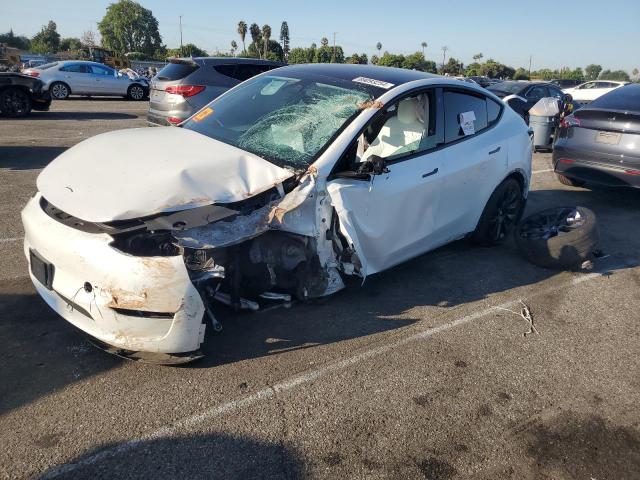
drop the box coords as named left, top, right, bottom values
left=147, top=57, right=285, bottom=126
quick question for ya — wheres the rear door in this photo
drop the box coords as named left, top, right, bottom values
left=437, top=88, right=508, bottom=240
left=58, top=63, right=92, bottom=94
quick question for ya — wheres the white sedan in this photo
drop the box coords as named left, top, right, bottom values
left=22, top=60, right=148, bottom=100
left=563, top=80, right=629, bottom=103
left=21, top=64, right=532, bottom=363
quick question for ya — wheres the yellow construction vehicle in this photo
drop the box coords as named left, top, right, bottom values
left=56, top=46, right=130, bottom=69
left=0, top=44, right=21, bottom=70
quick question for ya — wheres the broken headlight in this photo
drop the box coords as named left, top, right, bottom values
left=110, top=231, right=180, bottom=257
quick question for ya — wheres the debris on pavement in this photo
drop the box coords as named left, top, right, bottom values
left=497, top=300, right=539, bottom=336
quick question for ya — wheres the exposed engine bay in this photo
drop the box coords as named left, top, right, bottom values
left=41, top=170, right=358, bottom=336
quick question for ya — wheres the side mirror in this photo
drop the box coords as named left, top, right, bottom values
left=357, top=155, right=389, bottom=175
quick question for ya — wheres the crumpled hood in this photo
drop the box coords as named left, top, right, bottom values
left=37, top=127, right=294, bottom=222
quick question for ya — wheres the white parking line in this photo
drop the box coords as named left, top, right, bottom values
left=532, top=168, right=554, bottom=174
left=0, top=237, right=22, bottom=244
left=40, top=267, right=615, bottom=479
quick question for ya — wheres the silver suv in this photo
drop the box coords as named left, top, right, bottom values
left=147, top=57, right=284, bottom=126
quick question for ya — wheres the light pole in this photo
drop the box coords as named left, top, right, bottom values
left=179, top=15, right=183, bottom=57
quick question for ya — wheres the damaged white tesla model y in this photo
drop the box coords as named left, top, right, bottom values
left=22, top=64, right=532, bottom=363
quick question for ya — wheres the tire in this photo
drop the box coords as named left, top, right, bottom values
left=515, top=206, right=599, bottom=269
left=50, top=82, right=70, bottom=100
left=472, top=177, right=524, bottom=246
left=556, top=173, right=585, bottom=187
left=0, top=87, right=32, bottom=117
left=127, top=84, right=145, bottom=101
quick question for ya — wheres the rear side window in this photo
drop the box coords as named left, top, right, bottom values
left=214, top=64, right=272, bottom=82
left=156, top=62, right=199, bottom=81
left=487, top=98, right=502, bottom=124
left=589, top=85, right=640, bottom=111
left=526, top=86, right=548, bottom=100
left=444, top=90, right=489, bottom=143
left=36, top=62, right=58, bottom=70
left=60, top=64, right=87, bottom=73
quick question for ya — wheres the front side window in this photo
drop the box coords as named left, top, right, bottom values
left=443, top=90, right=488, bottom=143
left=526, top=86, right=548, bottom=100
left=183, top=74, right=381, bottom=170
left=357, top=91, right=437, bottom=163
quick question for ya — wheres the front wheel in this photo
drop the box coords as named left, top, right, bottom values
left=472, top=178, right=524, bottom=246
left=127, top=84, right=146, bottom=101
left=50, top=82, right=70, bottom=100
left=0, top=87, right=32, bottom=117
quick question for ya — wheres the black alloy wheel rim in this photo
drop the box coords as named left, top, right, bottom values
left=489, top=184, right=521, bottom=242
left=518, top=207, right=585, bottom=241
left=2, top=90, right=28, bottom=114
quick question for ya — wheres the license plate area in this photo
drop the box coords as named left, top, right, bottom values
left=30, top=249, right=55, bottom=290
left=595, top=131, right=621, bottom=145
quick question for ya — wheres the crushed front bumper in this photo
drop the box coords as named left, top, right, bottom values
left=21, top=194, right=206, bottom=354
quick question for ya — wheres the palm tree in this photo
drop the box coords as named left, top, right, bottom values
left=231, top=40, right=238, bottom=57
left=262, top=24, right=271, bottom=59
left=421, top=41, right=427, bottom=56
left=321, top=37, right=329, bottom=47
left=472, top=52, right=483, bottom=62
left=441, top=46, right=448, bottom=70
left=249, top=23, right=261, bottom=44
left=376, top=42, right=382, bottom=55
left=237, top=21, right=247, bottom=54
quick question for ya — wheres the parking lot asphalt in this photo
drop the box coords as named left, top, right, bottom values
left=1, top=100, right=639, bottom=480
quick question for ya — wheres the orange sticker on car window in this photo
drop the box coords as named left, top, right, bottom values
left=193, top=107, right=213, bottom=122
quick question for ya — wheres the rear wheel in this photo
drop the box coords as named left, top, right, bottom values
left=556, top=173, right=585, bottom=187
left=472, top=178, right=524, bottom=246
left=127, top=84, right=145, bottom=101
left=0, top=87, right=32, bottom=117
left=50, top=82, right=70, bottom=100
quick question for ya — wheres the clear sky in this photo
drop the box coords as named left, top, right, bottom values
left=2, top=0, right=639, bottom=72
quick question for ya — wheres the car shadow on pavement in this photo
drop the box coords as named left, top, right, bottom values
left=0, top=146, right=67, bottom=170
left=0, top=278, right=122, bottom=417
left=26, top=111, right=140, bottom=121
left=37, top=432, right=305, bottom=480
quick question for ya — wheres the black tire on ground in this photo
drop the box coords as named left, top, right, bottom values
left=127, top=84, right=146, bottom=101
left=556, top=173, right=585, bottom=187
left=472, top=177, right=524, bottom=246
left=50, top=82, right=70, bottom=100
left=515, top=206, right=599, bottom=269
left=0, top=87, right=32, bottom=117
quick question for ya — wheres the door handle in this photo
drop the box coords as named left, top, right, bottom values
left=489, top=146, right=501, bottom=155
left=422, top=167, right=439, bottom=178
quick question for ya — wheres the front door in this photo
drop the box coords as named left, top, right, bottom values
left=89, top=64, right=122, bottom=95
left=327, top=89, right=446, bottom=276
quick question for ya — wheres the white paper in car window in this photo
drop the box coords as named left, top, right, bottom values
left=460, top=110, right=476, bottom=135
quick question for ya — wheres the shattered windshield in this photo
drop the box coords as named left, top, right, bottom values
left=183, top=73, right=377, bottom=170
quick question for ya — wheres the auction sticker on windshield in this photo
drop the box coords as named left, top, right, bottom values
left=193, top=107, right=214, bottom=122
left=352, top=77, right=394, bottom=89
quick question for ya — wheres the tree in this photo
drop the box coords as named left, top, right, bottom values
left=237, top=21, right=247, bottom=54
left=465, top=62, right=482, bottom=77
left=0, top=30, right=31, bottom=50
left=81, top=30, right=97, bottom=47
left=370, top=54, right=379, bottom=65
left=315, top=44, right=344, bottom=63
left=166, top=43, right=207, bottom=58
left=30, top=21, right=60, bottom=54
left=479, top=59, right=515, bottom=79
left=98, top=0, right=162, bottom=56
left=321, top=37, right=329, bottom=47
left=585, top=64, right=602, bottom=81
left=288, top=47, right=308, bottom=64
left=346, top=53, right=368, bottom=64
left=440, top=46, right=448, bottom=69
left=378, top=51, right=405, bottom=68
left=59, top=37, right=83, bottom=51
left=280, top=21, right=290, bottom=60
left=440, top=57, right=464, bottom=76
left=421, top=41, right=427, bottom=56
left=472, top=53, right=483, bottom=62
left=599, top=69, right=630, bottom=81
left=230, top=40, right=238, bottom=56
left=247, top=39, right=283, bottom=61
left=261, top=24, right=271, bottom=59
left=249, top=23, right=261, bottom=46
left=633, top=68, right=639, bottom=80
left=376, top=42, right=382, bottom=55
left=403, top=52, right=436, bottom=73
left=513, top=67, right=530, bottom=80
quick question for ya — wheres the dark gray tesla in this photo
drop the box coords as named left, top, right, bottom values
left=553, top=83, right=640, bottom=189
